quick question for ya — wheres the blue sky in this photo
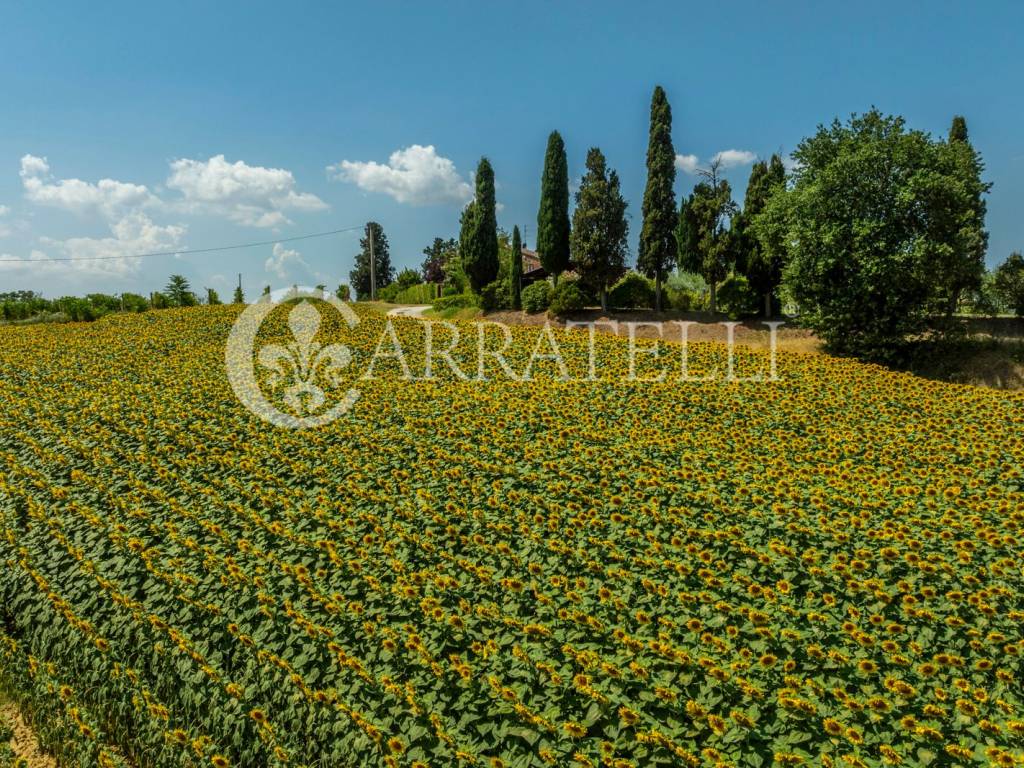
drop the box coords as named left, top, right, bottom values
left=1, top=0, right=1021, bottom=298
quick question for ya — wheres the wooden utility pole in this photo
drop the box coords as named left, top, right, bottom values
left=368, top=223, right=376, bottom=301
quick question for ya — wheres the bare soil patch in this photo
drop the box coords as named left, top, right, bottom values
left=1, top=699, right=55, bottom=768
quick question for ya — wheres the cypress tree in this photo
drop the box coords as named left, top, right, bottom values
left=571, top=148, right=629, bottom=312
left=348, top=222, right=393, bottom=300
left=638, top=85, right=677, bottom=312
left=676, top=194, right=697, bottom=273
left=510, top=225, right=523, bottom=310
left=536, top=131, right=570, bottom=285
left=461, top=157, right=499, bottom=293
left=458, top=201, right=477, bottom=289
left=744, top=154, right=787, bottom=317
left=766, top=155, right=785, bottom=189
left=731, top=160, right=767, bottom=277
left=937, top=115, right=988, bottom=317
left=949, top=115, right=968, bottom=143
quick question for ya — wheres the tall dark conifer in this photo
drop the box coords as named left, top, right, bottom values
left=571, top=148, right=629, bottom=312
left=638, top=85, right=677, bottom=311
left=510, top=225, right=523, bottom=310
left=743, top=155, right=787, bottom=317
left=536, top=131, right=570, bottom=284
left=939, top=115, right=988, bottom=317
left=730, top=160, right=766, bottom=276
left=348, top=222, right=393, bottom=300
left=949, top=115, right=968, bottom=143
left=461, top=158, right=499, bottom=293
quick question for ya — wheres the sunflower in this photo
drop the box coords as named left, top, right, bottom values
left=563, top=722, right=587, bottom=739
left=823, top=718, right=843, bottom=736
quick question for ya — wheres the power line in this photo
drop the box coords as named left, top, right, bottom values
left=0, top=225, right=365, bottom=263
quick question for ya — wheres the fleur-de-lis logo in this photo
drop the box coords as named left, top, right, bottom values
left=258, top=300, right=351, bottom=415
left=226, top=287, right=360, bottom=429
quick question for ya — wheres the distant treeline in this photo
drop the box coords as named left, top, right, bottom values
left=0, top=275, right=239, bottom=324
left=350, top=91, right=1024, bottom=363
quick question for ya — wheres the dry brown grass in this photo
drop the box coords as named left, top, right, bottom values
left=479, top=309, right=1024, bottom=390
left=483, top=308, right=822, bottom=353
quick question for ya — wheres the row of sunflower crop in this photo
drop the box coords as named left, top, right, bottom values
left=1, top=303, right=1023, bottom=767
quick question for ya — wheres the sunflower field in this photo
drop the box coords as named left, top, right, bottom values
left=1, top=303, right=1023, bottom=768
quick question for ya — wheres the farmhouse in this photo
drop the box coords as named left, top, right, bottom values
left=519, top=246, right=577, bottom=286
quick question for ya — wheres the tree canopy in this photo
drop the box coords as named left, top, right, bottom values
left=536, top=131, right=571, bottom=283
left=421, top=237, right=456, bottom=284
left=571, top=148, right=630, bottom=311
left=739, top=154, right=787, bottom=317
left=637, top=85, right=677, bottom=311
left=349, top=222, right=394, bottom=300
left=933, top=115, right=989, bottom=316
left=774, top=109, right=990, bottom=359
left=510, top=225, right=523, bottom=310
left=164, top=275, right=197, bottom=307
left=460, top=158, right=499, bottom=293
left=993, top=252, right=1024, bottom=317
left=677, top=161, right=736, bottom=314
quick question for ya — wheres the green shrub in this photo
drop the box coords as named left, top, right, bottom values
left=548, top=280, right=587, bottom=316
left=717, top=274, right=760, bottom=319
left=377, top=283, right=401, bottom=303
left=121, top=293, right=150, bottom=312
left=665, top=272, right=707, bottom=311
left=521, top=281, right=551, bottom=314
left=395, top=283, right=438, bottom=304
left=432, top=293, right=479, bottom=312
left=666, top=290, right=702, bottom=312
left=59, top=298, right=104, bottom=322
left=85, top=294, right=122, bottom=313
left=395, top=268, right=421, bottom=290
left=480, top=280, right=510, bottom=312
left=608, top=272, right=654, bottom=309
left=443, top=260, right=470, bottom=295
left=1, top=301, right=32, bottom=321
left=964, top=272, right=1004, bottom=317
left=993, top=252, right=1024, bottom=318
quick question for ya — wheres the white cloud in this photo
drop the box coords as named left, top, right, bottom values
left=166, top=155, right=327, bottom=228
left=0, top=205, right=10, bottom=216
left=675, top=154, right=699, bottom=174
left=676, top=150, right=759, bottom=174
left=782, top=155, right=803, bottom=173
left=328, top=145, right=473, bottom=206
left=19, top=155, right=49, bottom=177
left=1, top=212, right=185, bottom=279
left=264, top=242, right=309, bottom=280
left=19, top=154, right=158, bottom=219
left=710, top=149, right=757, bottom=169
